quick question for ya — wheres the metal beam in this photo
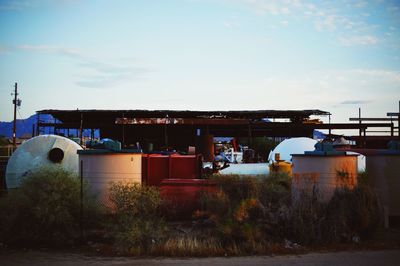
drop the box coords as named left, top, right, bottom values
left=349, top=118, right=398, bottom=121
left=387, top=112, right=399, bottom=116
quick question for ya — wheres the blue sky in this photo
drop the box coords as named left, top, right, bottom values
left=0, top=0, right=399, bottom=129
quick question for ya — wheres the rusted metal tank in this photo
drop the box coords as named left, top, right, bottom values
left=292, top=143, right=358, bottom=202
left=201, top=134, right=214, bottom=162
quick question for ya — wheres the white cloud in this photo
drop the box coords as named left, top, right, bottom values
left=223, top=0, right=399, bottom=47
left=340, top=100, right=372, bottom=105
left=15, top=44, right=149, bottom=88
left=315, top=15, right=337, bottom=31
left=339, top=35, right=379, bottom=46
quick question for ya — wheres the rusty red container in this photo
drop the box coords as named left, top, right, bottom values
left=160, top=179, right=216, bottom=217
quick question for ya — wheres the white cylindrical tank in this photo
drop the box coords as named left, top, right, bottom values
left=219, top=163, right=269, bottom=175
left=366, top=154, right=400, bottom=216
left=292, top=154, right=358, bottom=202
left=78, top=150, right=142, bottom=208
left=6, top=135, right=82, bottom=189
left=268, top=137, right=317, bottom=163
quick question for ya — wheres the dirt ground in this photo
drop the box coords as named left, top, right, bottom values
left=1, top=249, right=399, bottom=266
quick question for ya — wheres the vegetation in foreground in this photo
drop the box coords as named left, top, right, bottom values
left=0, top=167, right=99, bottom=247
left=0, top=169, right=387, bottom=256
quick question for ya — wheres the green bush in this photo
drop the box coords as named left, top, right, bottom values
left=108, top=183, right=167, bottom=254
left=0, top=167, right=97, bottom=247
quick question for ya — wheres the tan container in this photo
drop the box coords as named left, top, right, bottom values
left=78, top=151, right=142, bottom=208
left=292, top=155, right=358, bottom=202
left=366, top=154, right=400, bottom=216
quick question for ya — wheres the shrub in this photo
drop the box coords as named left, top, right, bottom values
left=288, top=184, right=380, bottom=245
left=201, top=174, right=291, bottom=245
left=257, top=173, right=292, bottom=240
left=288, top=192, right=328, bottom=245
left=0, top=167, right=97, bottom=247
left=108, top=183, right=167, bottom=254
left=202, top=173, right=379, bottom=247
left=325, top=185, right=380, bottom=242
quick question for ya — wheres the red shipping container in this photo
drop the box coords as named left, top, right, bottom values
left=142, top=154, right=170, bottom=186
left=169, top=154, right=200, bottom=179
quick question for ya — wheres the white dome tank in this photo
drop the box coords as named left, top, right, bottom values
left=268, top=137, right=317, bottom=163
left=6, top=135, right=82, bottom=189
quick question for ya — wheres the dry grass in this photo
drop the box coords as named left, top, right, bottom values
left=151, top=236, right=225, bottom=256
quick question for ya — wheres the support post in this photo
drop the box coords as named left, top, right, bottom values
left=80, top=113, right=84, bottom=145
left=80, top=159, right=84, bottom=241
left=358, top=107, right=362, bottom=138
left=328, top=114, right=331, bottom=136
left=122, top=112, right=125, bottom=148
left=164, top=115, right=169, bottom=147
left=248, top=123, right=252, bottom=147
left=12, top=83, right=18, bottom=147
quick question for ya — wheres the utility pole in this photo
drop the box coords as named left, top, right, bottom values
left=12, top=82, right=21, bottom=147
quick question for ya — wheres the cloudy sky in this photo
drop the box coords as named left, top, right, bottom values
left=0, top=0, right=399, bottom=126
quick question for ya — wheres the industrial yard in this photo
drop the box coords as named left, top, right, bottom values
left=0, top=104, right=399, bottom=257
left=1, top=0, right=400, bottom=263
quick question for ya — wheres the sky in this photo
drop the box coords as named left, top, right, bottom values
left=0, top=0, right=399, bottom=130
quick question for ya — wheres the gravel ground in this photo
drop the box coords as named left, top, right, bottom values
left=1, top=249, right=399, bottom=266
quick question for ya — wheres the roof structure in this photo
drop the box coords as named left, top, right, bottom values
left=35, top=109, right=395, bottom=150
left=37, top=109, right=330, bottom=122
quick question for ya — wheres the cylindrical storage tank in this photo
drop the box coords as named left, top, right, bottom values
left=366, top=154, right=400, bottom=217
left=268, top=137, right=317, bottom=163
left=220, top=163, right=269, bottom=175
left=269, top=153, right=292, bottom=175
left=201, top=134, right=214, bottom=162
left=292, top=154, right=358, bottom=202
left=6, top=135, right=82, bottom=189
left=78, top=150, right=142, bottom=208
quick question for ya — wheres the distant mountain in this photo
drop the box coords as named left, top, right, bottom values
left=0, top=113, right=99, bottom=139
left=0, top=114, right=54, bottom=138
